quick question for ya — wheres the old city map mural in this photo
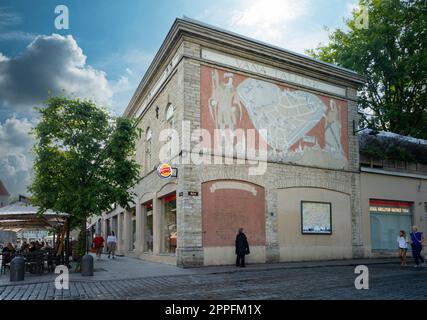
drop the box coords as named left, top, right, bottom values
left=200, top=66, right=349, bottom=169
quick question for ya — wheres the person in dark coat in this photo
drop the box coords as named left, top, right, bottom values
left=235, top=228, right=250, bottom=267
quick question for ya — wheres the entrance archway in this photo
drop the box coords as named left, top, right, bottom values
left=202, top=180, right=266, bottom=247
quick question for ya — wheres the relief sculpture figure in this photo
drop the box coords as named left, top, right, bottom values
left=324, top=99, right=345, bottom=158
left=208, top=70, right=243, bottom=134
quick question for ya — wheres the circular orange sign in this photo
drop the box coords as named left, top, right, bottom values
left=157, top=163, right=173, bottom=179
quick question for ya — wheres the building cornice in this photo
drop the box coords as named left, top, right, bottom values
left=178, top=17, right=365, bottom=85
left=361, top=167, right=427, bottom=180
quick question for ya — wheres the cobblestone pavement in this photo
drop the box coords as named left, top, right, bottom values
left=1, top=263, right=427, bottom=300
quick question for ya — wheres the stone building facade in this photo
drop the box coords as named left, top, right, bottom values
left=89, top=18, right=370, bottom=267
left=359, top=145, right=427, bottom=257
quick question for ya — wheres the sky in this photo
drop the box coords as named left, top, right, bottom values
left=0, top=0, right=358, bottom=198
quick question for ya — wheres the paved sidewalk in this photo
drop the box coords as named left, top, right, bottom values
left=194, top=257, right=398, bottom=275
left=0, top=254, right=399, bottom=287
left=1, top=258, right=426, bottom=300
left=0, top=253, right=194, bottom=286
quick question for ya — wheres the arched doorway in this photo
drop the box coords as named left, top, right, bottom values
left=201, top=180, right=266, bottom=264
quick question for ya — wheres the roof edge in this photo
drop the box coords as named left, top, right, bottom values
left=123, top=16, right=366, bottom=118
left=181, top=16, right=362, bottom=77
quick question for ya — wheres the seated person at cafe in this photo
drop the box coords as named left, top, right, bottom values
left=29, top=241, right=37, bottom=252
left=2, top=242, right=15, bottom=254
left=42, top=242, right=52, bottom=252
left=21, top=241, right=29, bottom=253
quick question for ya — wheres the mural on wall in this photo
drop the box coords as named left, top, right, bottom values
left=200, top=66, right=349, bottom=169
left=208, top=70, right=244, bottom=133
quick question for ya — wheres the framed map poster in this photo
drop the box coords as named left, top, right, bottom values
left=301, top=201, right=332, bottom=234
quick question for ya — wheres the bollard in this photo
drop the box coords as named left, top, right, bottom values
left=10, top=256, right=25, bottom=282
left=81, top=254, right=94, bottom=276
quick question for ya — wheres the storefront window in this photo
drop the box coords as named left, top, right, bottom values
left=145, top=202, right=153, bottom=253
left=370, top=199, right=413, bottom=251
left=162, top=194, right=177, bottom=254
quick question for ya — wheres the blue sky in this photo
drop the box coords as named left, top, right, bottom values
left=0, top=0, right=358, bottom=197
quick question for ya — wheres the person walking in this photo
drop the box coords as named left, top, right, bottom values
left=107, top=231, right=117, bottom=259
left=397, top=230, right=409, bottom=266
left=92, top=233, right=105, bottom=260
left=409, top=225, right=425, bottom=267
left=235, top=228, right=250, bottom=268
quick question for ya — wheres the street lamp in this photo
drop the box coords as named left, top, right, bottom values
left=352, top=119, right=379, bottom=136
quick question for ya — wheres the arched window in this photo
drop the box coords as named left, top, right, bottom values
left=165, top=104, right=175, bottom=160
left=145, top=127, right=152, bottom=171
left=165, top=103, right=174, bottom=127
left=146, top=127, right=152, bottom=142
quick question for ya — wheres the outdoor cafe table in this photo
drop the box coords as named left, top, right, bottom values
left=1, top=250, right=59, bottom=274
left=19, top=252, right=54, bottom=273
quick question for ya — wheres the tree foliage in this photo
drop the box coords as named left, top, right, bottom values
left=30, top=96, right=141, bottom=230
left=307, top=0, right=427, bottom=138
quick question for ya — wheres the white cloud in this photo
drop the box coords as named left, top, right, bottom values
left=0, top=35, right=152, bottom=195
left=92, top=49, right=153, bottom=115
left=0, top=33, right=113, bottom=113
left=0, top=30, right=38, bottom=42
left=197, top=0, right=331, bottom=54
left=0, top=117, right=35, bottom=197
left=112, top=75, right=131, bottom=93
left=231, top=0, right=310, bottom=40
left=0, top=52, right=8, bottom=62
left=0, top=34, right=119, bottom=197
left=0, top=7, right=22, bottom=28
left=0, top=7, right=38, bottom=43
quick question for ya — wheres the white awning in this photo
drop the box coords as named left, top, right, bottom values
left=0, top=201, right=68, bottom=230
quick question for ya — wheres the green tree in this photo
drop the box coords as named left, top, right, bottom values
left=307, top=0, right=427, bottom=138
left=30, top=96, right=141, bottom=259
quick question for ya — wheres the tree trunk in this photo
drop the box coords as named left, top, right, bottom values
left=56, top=223, right=66, bottom=258
left=65, top=220, right=70, bottom=267
left=81, top=218, right=87, bottom=257
left=55, top=223, right=66, bottom=264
